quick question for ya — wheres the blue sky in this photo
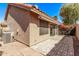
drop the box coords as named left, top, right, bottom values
left=0, top=3, right=63, bottom=22
left=0, top=3, right=8, bottom=22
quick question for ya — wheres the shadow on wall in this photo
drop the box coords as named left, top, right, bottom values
left=9, top=6, right=30, bottom=32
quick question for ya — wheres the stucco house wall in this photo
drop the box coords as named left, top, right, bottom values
left=5, top=4, right=59, bottom=46
left=6, top=5, right=51, bottom=46
left=29, top=12, right=50, bottom=46
left=6, top=6, right=30, bottom=46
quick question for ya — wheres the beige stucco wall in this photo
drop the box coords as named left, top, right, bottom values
left=29, top=13, right=50, bottom=46
left=6, top=6, right=51, bottom=46
left=6, top=6, right=59, bottom=46
left=6, top=6, right=30, bottom=46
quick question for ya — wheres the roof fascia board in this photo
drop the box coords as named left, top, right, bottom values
left=38, top=15, right=53, bottom=23
left=31, top=8, right=53, bottom=20
left=9, top=4, right=31, bottom=11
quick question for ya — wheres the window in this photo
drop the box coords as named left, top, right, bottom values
left=52, top=24, right=57, bottom=29
left=50, top=24, right=58, bottom=36
left=39, top=20, right=48, bottom=35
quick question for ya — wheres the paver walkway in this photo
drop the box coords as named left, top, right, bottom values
left=31, top=35, right=65, bottom=55
left=0, top=42, right=43, bottom=56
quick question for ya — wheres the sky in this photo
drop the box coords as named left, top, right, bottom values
left=0, top=3, right=8, bottom=22
left=0, top=3, right=63, bottom=22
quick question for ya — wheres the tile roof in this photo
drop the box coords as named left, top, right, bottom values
left=5, top=3, right=59, bottom=25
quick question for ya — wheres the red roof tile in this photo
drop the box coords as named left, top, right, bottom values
left=5, top=3, right=60, bottom=25
left=9, top=3, right=33, bottom=9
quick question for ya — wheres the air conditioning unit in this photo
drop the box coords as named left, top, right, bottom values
left=2, top=32, right=11, bottom=44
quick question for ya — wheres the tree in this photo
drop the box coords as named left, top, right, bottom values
left=52, top=16, right=58, bottom=20
left=60, top=3, right=79, bottom=25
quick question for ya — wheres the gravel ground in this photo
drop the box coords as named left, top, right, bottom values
left=73, top=36, right=79, bottom=56
left=47, top=36, right=74, bottom=56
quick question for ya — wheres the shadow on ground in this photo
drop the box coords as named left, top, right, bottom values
left=0, top=51, right=3, bottom=56
left=0, top=43, right=3, bottom=56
